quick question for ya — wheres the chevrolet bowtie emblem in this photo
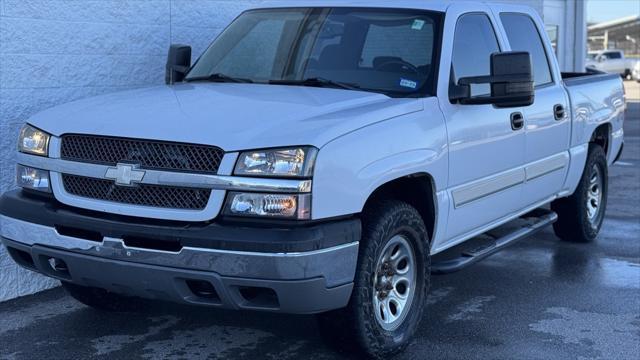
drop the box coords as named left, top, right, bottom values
left=105, top=163, right=146, bottom=186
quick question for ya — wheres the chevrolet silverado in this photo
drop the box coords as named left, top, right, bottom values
left=0, top=1, right=625, bottom=358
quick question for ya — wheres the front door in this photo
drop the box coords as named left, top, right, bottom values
left=437, top=10, right=526, bottom=249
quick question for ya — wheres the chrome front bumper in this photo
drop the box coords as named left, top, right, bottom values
left=1, top=212, right=359, bottom=313
left=0, top=215, right=358, bottom=288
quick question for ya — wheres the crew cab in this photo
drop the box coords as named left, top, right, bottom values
left=0, top=1, right=625, bottom=358
left=587, top=49, right=638, bottom=79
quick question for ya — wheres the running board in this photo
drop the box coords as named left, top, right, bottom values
left=431, top=209, right=558, bottom=274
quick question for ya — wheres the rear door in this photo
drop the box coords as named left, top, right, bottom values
left=436, top=6, right=526, bottom=249
left=497, top=11, right=571, bottom=207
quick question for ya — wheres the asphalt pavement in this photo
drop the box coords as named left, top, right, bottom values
left=1, top=82, right=639, bottom=360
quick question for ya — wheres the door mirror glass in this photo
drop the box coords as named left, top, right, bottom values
left=451, top=51, right=534, bottom=108
left=165, top=44, right=192, bottom=85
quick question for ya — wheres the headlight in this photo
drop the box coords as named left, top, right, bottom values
left=234, top=147, right=317, bottom=178
left=225, top=192, right=311, bottom=219
left=18, top=124, right=51, bottom=156
left=16, top=165, right=51, bottom=193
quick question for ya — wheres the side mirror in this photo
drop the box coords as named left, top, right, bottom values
left=597, top=56, right=605, bottom=63
left=451, top=51, right=534, bottom=108
left=165, top=44, right=192, bottom=85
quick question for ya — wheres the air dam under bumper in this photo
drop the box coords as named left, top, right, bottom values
left=0, top=192, right=360, bottom=314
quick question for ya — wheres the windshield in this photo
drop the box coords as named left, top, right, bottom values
left=186, top=8, right=443, bottom=97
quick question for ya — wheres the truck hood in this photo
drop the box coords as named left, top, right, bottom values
left=30, top=83, right=423, bottom=151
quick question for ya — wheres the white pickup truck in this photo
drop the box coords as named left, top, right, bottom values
left=586, top=49, right=638, bottom=79
left=0, top=1, right=625, bottom=358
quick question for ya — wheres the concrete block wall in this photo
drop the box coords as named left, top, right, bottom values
left=0, top=0, right=262, bottom=302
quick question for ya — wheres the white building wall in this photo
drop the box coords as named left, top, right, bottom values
left=544, top=0, right=568, bottom=69
left=544, top=0, right=587, bottom=72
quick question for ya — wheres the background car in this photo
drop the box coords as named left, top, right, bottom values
left=586, top=50, right=637, bottom=79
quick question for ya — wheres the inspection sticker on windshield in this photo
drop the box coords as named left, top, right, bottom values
left=400, top=79, right=418, bottom=89
left=412, top=19, right=425, bottom=30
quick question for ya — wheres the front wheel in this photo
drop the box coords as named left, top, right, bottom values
left=318, top=200, right=430, bottom=359
left=551, top=144, right=608, bottom=242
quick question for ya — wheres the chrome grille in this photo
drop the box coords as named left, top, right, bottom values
left=62, top=174, right=211, bottom=210
left=60, top=135, right=224, bottom=174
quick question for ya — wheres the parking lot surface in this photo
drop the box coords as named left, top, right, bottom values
left=1, top=82, right=639, bottom=360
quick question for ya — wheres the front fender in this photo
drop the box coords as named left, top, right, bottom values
left=357, top=149, right=441, bottom=198
left=311, top=98, right=448, bottom=220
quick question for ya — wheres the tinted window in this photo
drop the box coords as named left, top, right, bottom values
left=604, top=52, right=622, bottom=59
left=361, top=21, right=435, bottom=68
left=451, top=14, right=500, bottom=97
left=187, top=8, right=443, bottom=97
left=500, top=13, right=553, bottom=86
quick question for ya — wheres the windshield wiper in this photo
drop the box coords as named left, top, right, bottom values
left=185, top=73, right=254, bottom=84
left=269, top=77, right=360, bottom=91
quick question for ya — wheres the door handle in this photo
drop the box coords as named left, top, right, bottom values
left=554, top=104, right=565, bottom=120
left=511, top=112, right=524, bottom=131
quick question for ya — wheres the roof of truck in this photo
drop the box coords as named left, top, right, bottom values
left=250, top=1, right=535, bottom=14
left=253, top=1, right=450, bottom=12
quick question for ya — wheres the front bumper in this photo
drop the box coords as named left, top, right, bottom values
left=0, top=191, right=360, bottom=314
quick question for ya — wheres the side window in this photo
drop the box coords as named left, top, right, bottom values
left=500, top=13, right=553, bottom=86
left=451, top=14, right=500, bottom=97
left=605, top=52, right=622, bottom=59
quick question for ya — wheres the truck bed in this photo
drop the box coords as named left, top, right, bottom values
left=561, top=70, right=625, bottom=165
left=561, top=69, right=619, bottom=85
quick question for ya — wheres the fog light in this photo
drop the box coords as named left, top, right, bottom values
left=225, top=192, right=310, bottom=219
left=16, top=165, right=51, bottom=193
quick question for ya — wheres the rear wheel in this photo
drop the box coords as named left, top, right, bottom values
left=624, top=69, right=632, bottom=80
left=551, top=144, right=608, bottom=242
left=62, top=282, right=146, bottom=312
left=318, top=201, right=430, bottom=359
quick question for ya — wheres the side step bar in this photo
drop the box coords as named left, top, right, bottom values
left=432, top=209, right=558, bottom=274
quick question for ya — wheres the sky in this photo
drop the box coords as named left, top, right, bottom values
left=587, top=0, right=640, bottom=24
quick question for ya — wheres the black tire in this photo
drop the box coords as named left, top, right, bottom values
left=61, top=282, right=146, bottom=312
left=551, top=144, right=608, bottom=243
left=317, top=200, right=430, bottom=359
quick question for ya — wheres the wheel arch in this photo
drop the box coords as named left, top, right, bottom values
left=362, top=173, right=437, bottom=243
left=591, top=122, right=612, bottom=156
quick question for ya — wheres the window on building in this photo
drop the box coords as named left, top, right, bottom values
left=451, top=13, right=501, bottom=97
left=500, top=13, right=553, bottom=86
left=546, top=25, right=559, bottom=55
